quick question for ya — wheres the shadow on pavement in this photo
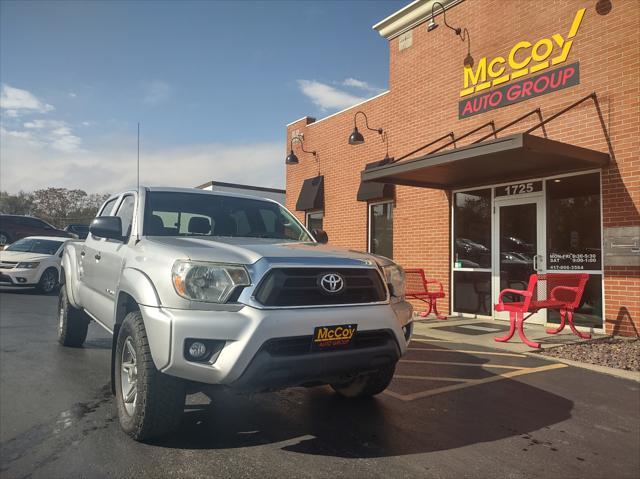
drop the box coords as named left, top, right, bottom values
left=149, top=346, right=574, bottom=458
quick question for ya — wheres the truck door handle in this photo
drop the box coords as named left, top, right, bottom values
left=80, top=251, right=86, bottom=257
left=94, top=253, right=101, bottom=261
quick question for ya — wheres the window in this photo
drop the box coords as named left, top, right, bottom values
left=144, top=192, right=312, bottom=242
left=546, top=173, right=601, bottom=271
left=99, top=198, right=118, bottom=216
left=306, top=211, right=323, bottom=231
left=6, top=238, right=64, bottom=255
left=546, top=172, right=603, bottom=329
left=115, top=195, right=135, bottom=238
left=369, top=201, right=393, bottom=259
left=453, top=188, right=492, bottom=315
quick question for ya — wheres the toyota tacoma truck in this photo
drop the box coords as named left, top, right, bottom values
left=59, top=187, right=412, bottom=441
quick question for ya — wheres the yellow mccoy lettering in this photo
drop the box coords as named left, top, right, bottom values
left=315, top=326, right=355, bottom=342
left=460, top=8, right=585, bottom=97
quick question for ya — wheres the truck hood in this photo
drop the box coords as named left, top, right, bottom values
left=0, top=251, right=53, bottom=263
left=143, top=236, right=393, bottom=267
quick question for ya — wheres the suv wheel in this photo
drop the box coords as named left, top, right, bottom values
left=38, top=267, right=59, bottom=294
left=115, top=311, right=186, bottom=441
left=57, top=286, right=90, bottom=347
left=330, top=363, right=396, bottom=398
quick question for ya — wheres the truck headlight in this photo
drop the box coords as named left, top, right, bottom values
left=172, top=261, right=250, bottom=303
left=382, top=264, right=406, bottom=298
left=16, top=261, right=40, bottom=269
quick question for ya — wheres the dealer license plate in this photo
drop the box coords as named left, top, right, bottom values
left=311, top=324, right=357, bottom=351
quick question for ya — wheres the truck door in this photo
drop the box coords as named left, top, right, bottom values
left=93, top=194, right=135, bottom=329
left=81, top=195, right=135, bottom=329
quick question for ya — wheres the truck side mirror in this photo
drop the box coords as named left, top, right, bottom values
left=90, top=216, right=124, bottom=242
left=311, top=228, right=328, bottom=244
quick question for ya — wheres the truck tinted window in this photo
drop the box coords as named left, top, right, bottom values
left=144, top=192, right=312, bottom=242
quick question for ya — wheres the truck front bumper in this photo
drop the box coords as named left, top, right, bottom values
left=139, top=300, right=413, bottom=388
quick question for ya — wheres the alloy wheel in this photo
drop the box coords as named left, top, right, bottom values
left=120, top=337, right=138, bottom=416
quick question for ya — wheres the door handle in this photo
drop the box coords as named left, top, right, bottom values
left=533, top=255, right=538, bottom=271
left=80, top=251, right=86, bottom=257
left=94, top=253, right=101, bottom=261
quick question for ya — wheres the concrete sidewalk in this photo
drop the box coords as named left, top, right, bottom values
left=412, top=315, right=640, bottom=382
left=411, top=315, right=600, bottom=353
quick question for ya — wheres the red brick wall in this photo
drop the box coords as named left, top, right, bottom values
left=286, top=0, right=639, bottom=336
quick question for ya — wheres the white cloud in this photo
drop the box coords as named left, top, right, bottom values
left=143, top=80, right=170, bottom=105
left=21, top=119, right=82, bottom=152
left=342, top=78, right=384, bottom=95
left=68, top=92, right=77, bottom=98
left=0, top=128, right=284, bottom=194
left=297, top=80, right=368, bottom=111
left=0, top=84, right=54, bottom=115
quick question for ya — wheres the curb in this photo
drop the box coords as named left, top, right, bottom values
left=524, top=352, right=640, bottom=383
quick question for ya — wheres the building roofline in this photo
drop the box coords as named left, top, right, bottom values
left=305, top=90, right=391, bottom=128
left=372, top=0, right=464, bottom=40
left=195, top=180, right=285, bottom=194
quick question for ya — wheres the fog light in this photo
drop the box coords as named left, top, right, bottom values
left=184, top=338, right=225, bottom=363
left=188, top=342, right=207, bottom=359
left=17, top=277, right=27, bottom=283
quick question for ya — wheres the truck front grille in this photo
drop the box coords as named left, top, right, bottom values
left=253, top=267, right=387, bottom=307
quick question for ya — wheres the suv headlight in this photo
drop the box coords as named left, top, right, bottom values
left=17, top=261, right=40, bottom=269
left=382, top=264, right=406, bottom=298
left=172, top=261, right=251, bottom=303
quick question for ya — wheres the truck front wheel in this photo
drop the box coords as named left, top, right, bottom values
left=115, top=311, right=186, bottom=441
left=57, top=286, right=89, bottom=347
left=330, top=363, right=396, bottom=398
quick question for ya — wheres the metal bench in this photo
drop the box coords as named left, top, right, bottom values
left=405, top=268, right=447, bottom=320
left=494, top=273, right=590, bottom=348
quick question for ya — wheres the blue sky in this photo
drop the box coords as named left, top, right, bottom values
left=0, top=0, right=403, bottom=193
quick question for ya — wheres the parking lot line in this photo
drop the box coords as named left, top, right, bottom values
left=408, top=347, right=527, bottom=358
left=399, top=360, right=522, bottom=370
left=385, top=363, right=568, bottom=402
left=394, top=374, right=475, bottom=383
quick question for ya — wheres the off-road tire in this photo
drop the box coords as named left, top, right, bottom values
left=330, top=363, right=396, bottom=398
left=57, top=286, right=90, bottom=347
left=115, top=311, right=186, bottom=441
left=38, top=267, right=59, bottom=294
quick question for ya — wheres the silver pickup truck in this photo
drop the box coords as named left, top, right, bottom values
left=59, top=187, right=413, bottom=441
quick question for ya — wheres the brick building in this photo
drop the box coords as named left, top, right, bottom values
left=285, top=0, right=639, bottom=336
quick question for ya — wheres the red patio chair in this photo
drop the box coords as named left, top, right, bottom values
left=405, top=268, right=447, bottom=320
left=494, top=273, right=590, bottom=348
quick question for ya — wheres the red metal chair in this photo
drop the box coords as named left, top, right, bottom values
left=494, top=273, right=590, bottom=348
left=405, top=268, right=447, bottom=320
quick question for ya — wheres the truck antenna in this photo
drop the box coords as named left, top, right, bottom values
left=137, top=122, right=140, bottom=191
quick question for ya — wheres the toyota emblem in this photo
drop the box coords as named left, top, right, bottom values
left=319, top=273, right=345, bottom=294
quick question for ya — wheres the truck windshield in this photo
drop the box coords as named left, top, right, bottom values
left=143, top=192, right=314, bottom=242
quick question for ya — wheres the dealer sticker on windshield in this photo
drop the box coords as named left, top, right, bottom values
left=312, top=324, right=357, bottom=350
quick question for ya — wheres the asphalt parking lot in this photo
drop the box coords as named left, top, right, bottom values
left=1, top=290, right=639, bottom=479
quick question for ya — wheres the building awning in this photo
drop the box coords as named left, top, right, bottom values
left=361, top=133, right=610, bottom=190
left=357, top=158, right=395, bottom=202
left=296, top=175, right=324, bottom=211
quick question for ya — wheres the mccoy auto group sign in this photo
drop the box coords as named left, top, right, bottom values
left=458, top=8, right=585, bottom=119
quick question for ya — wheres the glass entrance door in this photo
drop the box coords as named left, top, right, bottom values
left=493, top=196, right=546, bottom=324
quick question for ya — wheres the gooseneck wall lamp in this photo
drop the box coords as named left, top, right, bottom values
left=348, top=111, right=391, bottom=161
left=427, top=1, right=474, bottom=69
left=285, top=135, right=317, bottom=166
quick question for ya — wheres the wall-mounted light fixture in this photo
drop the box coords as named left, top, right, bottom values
left=285, top=135, right=317, bottom=165
left=348, top=111, right=390, bottom=161
left=427, top=1, right=474, bottom=69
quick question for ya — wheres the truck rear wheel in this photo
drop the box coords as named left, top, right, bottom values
left=115, top=311, right=186, bottom=441
left=57, top=286, right=89, bottom=347
left=330, top=363, right=396, bottom=398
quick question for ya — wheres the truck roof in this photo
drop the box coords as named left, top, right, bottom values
left=114, top=186, right=283, bottom=205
